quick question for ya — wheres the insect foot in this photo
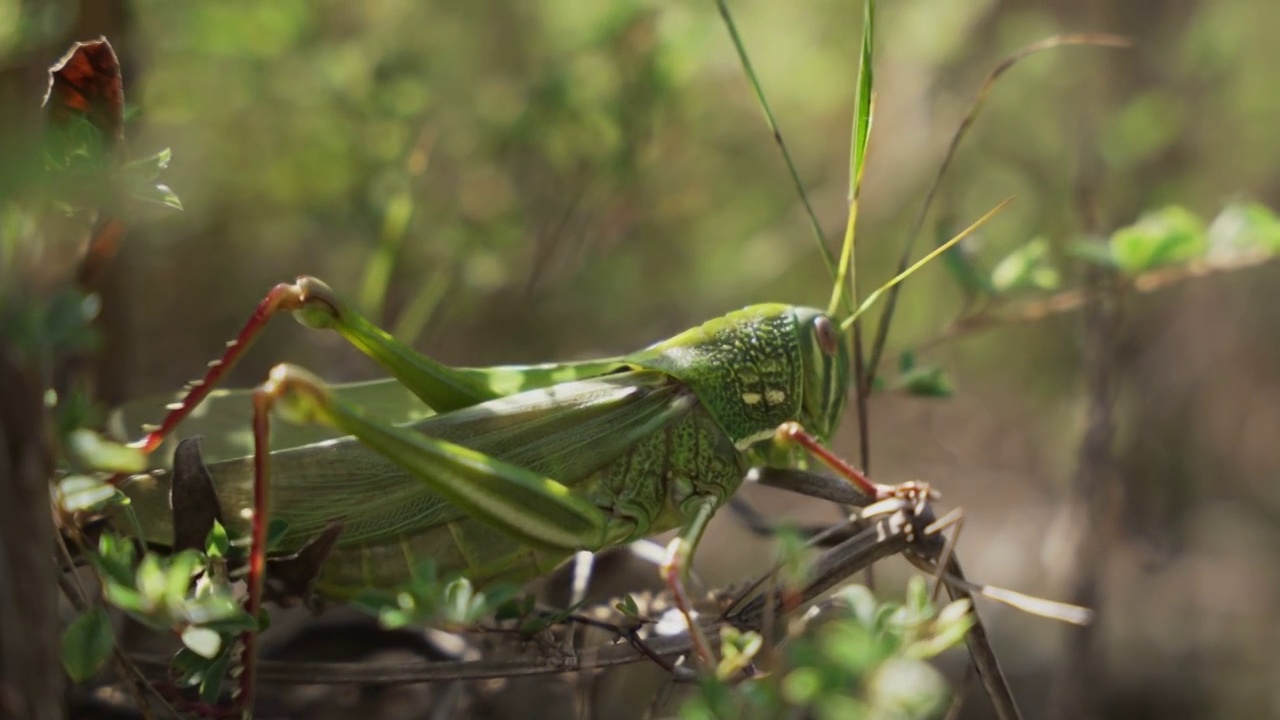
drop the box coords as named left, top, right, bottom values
left=289, top=276, right=345, bottom=330
left=259, top=364, right=333, bottom=426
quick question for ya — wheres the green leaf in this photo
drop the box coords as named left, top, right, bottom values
left=165, top=550, right=201, bottom=606
left=65, top=429, right=147, bottom=474
left=94, top=532, right=137, bottom=587
left=840, top=584, right=879, bottom=628
left=205, top=520, right=229, bottom=558
left=122, top=148, right=171, bottom=181
left=145, top=183, right=184, bottom=211
left=181, top=626, right=223, bottom=659
left=171, top=647, right=210, bottom=687
left=54, top=475, right=121, bottom=513
left=615, top=594, right=640, bottom=618
left=184, top=592, right=250, bottom=628
left=990, top=237, right=1060, bottom=293
left=849, top=0, right=875, bottom=199
left=781, top=666, right=823, bottom=705
left=866, top=658, right=949, bottom=718
left=716, top=627, right=763, bottom=680
left=895, top=365, right=952, bottom=398
left=1207, top=201, right=1280, bottom=258
left=61, top=607, right=115, bottom=681
left=200, top=611, right=259, bottom=635
left=1109, top=205, right=1207, bottom=273
left=102, top=582, right=149, bottom=616
left=199, top=650, right=230, bottom=705
left=905, top=576, right=929, bottom=616
left=136, top=553, right=167, bottom=605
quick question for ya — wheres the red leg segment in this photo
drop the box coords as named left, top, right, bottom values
left=774, top=421, right=888, bottom=501
left=130, top=281, right=312, bottom=457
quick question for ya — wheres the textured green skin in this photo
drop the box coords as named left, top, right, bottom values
left=119, top=303, right=850, bottom=598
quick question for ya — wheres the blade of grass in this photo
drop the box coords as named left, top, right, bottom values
left=827, top=0, right=875, bottom=319
left=841, top=197, right=1014, bottom=332
left=836, top=0, right=876, bottom=472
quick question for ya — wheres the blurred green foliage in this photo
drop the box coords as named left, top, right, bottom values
left=6, top=0, right=1280, bottom=718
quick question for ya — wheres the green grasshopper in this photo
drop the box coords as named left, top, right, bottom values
left=104, top=201, right=1004, bottom=713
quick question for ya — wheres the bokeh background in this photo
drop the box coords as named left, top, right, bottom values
left=4, top=0, right=1279, bottom=718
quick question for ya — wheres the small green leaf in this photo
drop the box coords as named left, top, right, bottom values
left=199, top=650, right=230, bottom=705
left=165, top=550, right=201, bottom=606
left=616, top=594, right=640, bottom=618
left=205, top=520, right=229, bottom=558
left=1207, top=201, right=1280, bottom=258
left=895, top=365, right=952, bottom=398
left=781, top=666, right=823, bottom=705
left=866, top=658, right=948, bottom=717
left=199, top=610, right=259, bottom=635
left=65, top=429, right=147, bottom=474
left=170, top=647, right=210, bottom=687
left=840, top=585, right=879, bottom=627
left=136, top=554, right=167, bottom=605
left=94, top=532, right=137, bottom=587
left=122, top=148, right=171, bottom=180
left=149, top=183, right=184, bottom=210
left=61, top=607, right=115, bottom=681
left=716, top=627, right=763, bottom=680
left=183, top=588, right=242, bottom=624
left=102, top=582, right=149, bottom=616
left=990, top=237, right=1060, bottom=293
left=1109, top=205, right=1207, bottom=273
left=181, top=626, right=223, bottom=659
left=905, top=576, right=929, bottom=616
left=55, top=475, right=120, bottom=513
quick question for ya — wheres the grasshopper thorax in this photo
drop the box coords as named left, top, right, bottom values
left=625, top=304, right=849, bottom=450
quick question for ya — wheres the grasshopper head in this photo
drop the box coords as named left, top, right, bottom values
left=792, top=307, right=850, bottom=442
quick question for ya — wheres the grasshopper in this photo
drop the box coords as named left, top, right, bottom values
left=99, top=199, right=1003, bottom=714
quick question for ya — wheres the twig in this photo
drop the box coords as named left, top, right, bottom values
left=915, top=249, right=1276, bottom=352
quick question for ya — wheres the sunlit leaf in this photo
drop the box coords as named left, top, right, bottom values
left=54, top=475, right=120, bottom=513
left=991, top=237, right=1060, bottom=292
left=1109, top=205, right=1207, bottom=273
left=181, top=626, right=222, bottom=659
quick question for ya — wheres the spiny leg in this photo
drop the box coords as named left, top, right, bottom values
left=128, top=276, right=503, bottom=462
left=134, top=281, right=309, bottom=455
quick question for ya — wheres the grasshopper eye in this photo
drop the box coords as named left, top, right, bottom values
left=814, top=316, right=840, bottom=356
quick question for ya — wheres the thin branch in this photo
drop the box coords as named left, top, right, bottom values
left=914, top=248, right=1277, bottom=353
